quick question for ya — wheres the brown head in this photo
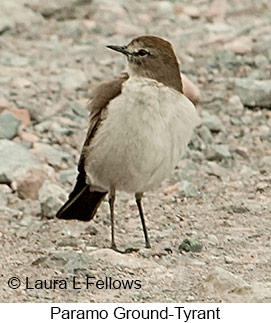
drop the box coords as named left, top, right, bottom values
left=107, top=36, right=183, bottom=93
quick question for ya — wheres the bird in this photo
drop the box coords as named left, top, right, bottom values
left=56, top=35, right=200, bottom=251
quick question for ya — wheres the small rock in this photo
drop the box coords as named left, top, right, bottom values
left=163, top=183, right=179, bottom=195
left=0, top=188, right=7, bottom=207
left=0, top=113, right=21, bottom=139
left=207, top=234, right=219, bottom=246
left=37, top=250, right=90, bottom=274
left=156, top=1, right=174, bottom=14
left=234, top=147, right=249, bottom=159
left=180, top=5, right=200, bottom=19
left=207, top=144, right=231, bottom=161
left=57, top=68, right=87, bottom=90
left=227, top=95, right=244, bottom=116
left=182, top=74, right=200, bottom=106
left=32, top=143, right=72, bottom=168
left=59, top=167, right=77, bottom=186
left=11, top=77, right=33, bottom=88
left=0, top=97, right=13, bottom=109
left=179, top=238, right=203, bottom=253
left=206, top=161, right=228, bottom=179
left=3, top=108, right=31, bottom=126
left=85, top=225, right=98, bottom=236
left=224, top=256, right=235, bottom=264
left=38, top=180, right=67, bottom=218
left=179, top=180, right=199, bottom=198
left=197, top=125, right=213, bottom=144
left=19, top=131, right=39, bottom=143
left=254, top=54, right=269, bottom=69
left=202, top=114, right=223, bottom=132
left=199, top=267, right=250, bottom=299
left=234, top=78, right=271, bottom=108
left=0, top=139, right=38, bottom=184
left=17, top=166, right=55, bottom=200
left=224, top=36, right=253, bottom=55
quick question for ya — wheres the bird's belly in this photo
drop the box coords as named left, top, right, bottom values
left=85, top=111, right=179, bottom=193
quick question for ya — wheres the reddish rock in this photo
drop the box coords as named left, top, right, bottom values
left=17, top=166, right=56, bottom=200
left=224, top=36, right=253, bottom=55
left=11, top=77, right=33, bottom=88
left=2, top=108, right=31, bottom=126
left=182, top=73, right=200, bottom=106
left=19, top=131, right=39, bottom=143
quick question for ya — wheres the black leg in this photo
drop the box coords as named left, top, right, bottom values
left=135, top=193, right=151, bottom=248
left=109, top=189, right=117, bottom=250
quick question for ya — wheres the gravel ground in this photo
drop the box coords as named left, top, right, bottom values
left=0, top=0, right=271, bottom=303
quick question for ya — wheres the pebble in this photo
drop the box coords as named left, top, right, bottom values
left=59, top=167, right=77, bottom=186
left=224, top=36, right=253, bottom=55
left=178, top=180, right=200, bottom=198
left=2, top=108, right=31, bottom=126
left=11, top=77, right=33, bottom=88
left=207, top=234, right=219, bottom=246
left=202, top=114, right=223, bottom=132
left=181, top=74, right=200, bottom=106
left=32, top=143, right=72, bottom=168
left=0, top=113, right=21, bottom=139
left=199, top=266, right=250, bottom=299
left=254, top=54, right=269, bottom=69
left=17, top=166, right=55, bottom=200
left=227, top=95, right=244, bottom=116
left=234, top=78, right=271, bottom=108
left=197, top=125, right=213, bottom=144
left=0, top=188, right=7, bottom=207
left=206, top=161, right=228, bottom=179
left=57, top=68, right=88, bottom=90
left=207, top=144, right=231, bottom=161
left=0, top=139, right=38, bottom=183
left=179, top=238, right=203, bottom=253
left=38, top=180, right=67, bottom=218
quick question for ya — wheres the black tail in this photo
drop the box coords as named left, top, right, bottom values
left=56, top=172, right=107, bottom=221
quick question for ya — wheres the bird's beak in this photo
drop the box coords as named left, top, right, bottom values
left=107, top=45, right=129, bottom=55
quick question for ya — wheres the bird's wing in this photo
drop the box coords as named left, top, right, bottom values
left=56, top=73, right=129, bottom=221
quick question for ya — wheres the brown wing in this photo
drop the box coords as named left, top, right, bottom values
left=56, top=73, right=129, bottom=221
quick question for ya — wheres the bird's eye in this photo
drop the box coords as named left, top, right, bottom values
left=135, top=49, right=149, bottom=57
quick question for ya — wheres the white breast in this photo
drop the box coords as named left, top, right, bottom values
left=85, top=77, right=200, bottom=193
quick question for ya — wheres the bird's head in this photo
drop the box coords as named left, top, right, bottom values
left=107, top=35, right=183, bottom=93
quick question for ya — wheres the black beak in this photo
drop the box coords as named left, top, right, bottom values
left=106, top=45, right=129, bottom=55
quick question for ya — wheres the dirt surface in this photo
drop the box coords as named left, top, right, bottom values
left=0, top=0, right=271, bottom=303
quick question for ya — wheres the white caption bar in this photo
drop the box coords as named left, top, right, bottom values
left=1, top=303, right=270, bottom=322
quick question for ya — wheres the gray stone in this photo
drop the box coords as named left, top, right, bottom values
left=0, top=139, right=38, bottom=184
left=179, top=180, right=200, bottom=198
left=0, top=188, right=7, bottom=207
left=32, top=143, right=72, bottom=167
left=206, top=161, right=228, bottom=179
left=34, top=250, right=90, bottom=274
left=179, top=238, right=203, bottom=253
left=199, top=267, right=251, bottom=298
left=0, top=113, right=21, bottom=139
left=197, top=125, right=213, bottom=144
left=202, top=115, right=223, bottom=132
left=60, top=167, right=77, bottom=186
left=254, top=54, right=269, bottom=69
left=234, top=78, right=271, bottom=108
left=57, top=68, right=87, bottom=90
left=38, top=180, right=67, bottom=218
left=0, top=0, right=43, bottom=34
left=207, top=234, right=219, bottom=246
left=207, top=144, right=231, bottom=161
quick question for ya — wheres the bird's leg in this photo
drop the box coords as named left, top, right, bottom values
left=109, top=188, right=117, bottom=250
left=135, top=192, right=151, bottom=249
